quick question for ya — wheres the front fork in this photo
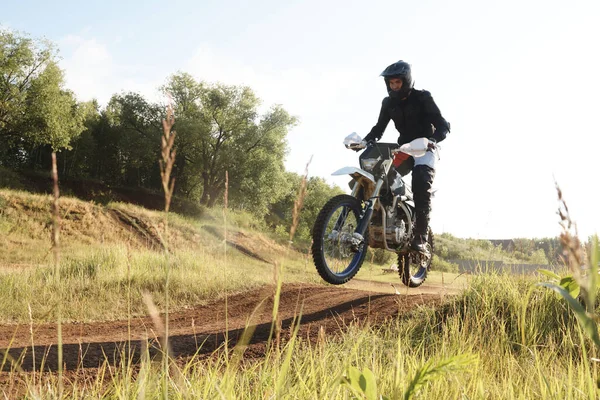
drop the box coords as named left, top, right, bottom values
left=354, top=179, right=384, bottom=238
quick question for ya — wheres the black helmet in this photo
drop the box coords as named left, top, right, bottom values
left=380, top=60, right=413, bottom=99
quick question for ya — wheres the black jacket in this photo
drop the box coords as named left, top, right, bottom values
left=364, top=89, right=450, bottom=145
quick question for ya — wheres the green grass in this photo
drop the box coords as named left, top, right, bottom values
left=436, top=233, right=550, bottom=264
left=0, top=189, right=319, bottom=323
left=0, top=243, right=321, bottom=324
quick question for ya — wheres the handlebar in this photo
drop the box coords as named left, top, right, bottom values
left=346, top=142, right=366, bottom=150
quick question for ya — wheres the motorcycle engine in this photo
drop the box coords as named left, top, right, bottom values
left=369, top=204, right=409, bottom=249
left=385, top=205, right=408, bottom=244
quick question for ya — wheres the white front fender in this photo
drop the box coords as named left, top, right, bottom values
left=332, top=167, right=375, bottom=184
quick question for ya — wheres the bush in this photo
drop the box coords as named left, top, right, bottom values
left=0, top=167, right=25, bottom=190
left=223, top=209, right=266, bottom=231
left=437, top=243, right=449, bottom=259
left=432, top=255, right=459, bottom=272
left=368, top=248, right=394, bottom=265
left=529, top=248, right=549, bottom=264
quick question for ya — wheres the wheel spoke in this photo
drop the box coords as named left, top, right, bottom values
left=323, top=206, right=358, bottom=273
left=399, top=228, right=434, bottom=288
left=312, top=194, right=368, bottom=285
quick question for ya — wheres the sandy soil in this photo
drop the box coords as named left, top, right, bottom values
left=0, top=282, right=452, bottom=372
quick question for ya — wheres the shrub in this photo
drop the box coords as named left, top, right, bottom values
left=0, top=167, right=25, bottom=190
left=431, top=255, right=459, bottom=272
left=369, top=248, right=394, bottom=265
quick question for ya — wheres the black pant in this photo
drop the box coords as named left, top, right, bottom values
left=411, top=165, right=435, bottom=238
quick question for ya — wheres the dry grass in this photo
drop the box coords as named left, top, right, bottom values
left=0, top=189, right=318, bottom=323
left=50, top=152, right=64, bottom=396
left=0, top=190, right=208, bottom=267
left=159, top=103, right=176, bottom=214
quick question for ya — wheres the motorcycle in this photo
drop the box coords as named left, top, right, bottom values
left=311, top=134, right=435, bottom=288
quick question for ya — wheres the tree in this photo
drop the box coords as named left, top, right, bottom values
left=0, top=30, right=54, bottom=138
left=97, top=92, right=163, bottom=187
left=56, top=100, right=101, bottom=177
left=160, top=73, right=206, bottom=197
left=224, top=104, right=295, bottom=215
left=162, top=73, right=297, bottom=212
left=161, top=72, right=203, bottom=117
left=60, top=92, right=164, bottom=187
left=20, top=62, right=85, bottom=150
left=269, top=173, right=345, bottom=240
left=0, top=30, right=85, bottom=168
left=197, top=84, right=296, bottom=209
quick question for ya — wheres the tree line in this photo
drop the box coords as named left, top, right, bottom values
left=0, top=29, right=343, bottom=240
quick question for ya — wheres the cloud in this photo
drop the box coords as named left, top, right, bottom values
left=58, top=35, right=161, bottom=106
left=183, top=45, right=371, bottom=116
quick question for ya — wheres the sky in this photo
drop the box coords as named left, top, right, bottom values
left=2, top=0, right=599, bottom=239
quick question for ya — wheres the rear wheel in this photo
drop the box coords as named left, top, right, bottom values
left=312, top=195, right=368, bottom=285
left=399, top=227, right=434, bottom=287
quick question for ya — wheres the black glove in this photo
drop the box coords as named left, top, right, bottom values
left=349, top=140, right=367, bottom=152
left=427, top=139, right=437, bottom=151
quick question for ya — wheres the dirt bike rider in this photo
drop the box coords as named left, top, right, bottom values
left=361, top=60, right=450, bottom=255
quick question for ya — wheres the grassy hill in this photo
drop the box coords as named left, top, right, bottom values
left=0, top=188, right=319, bottom=323
left=0, top=178, right=556, bottom=324
left=1, top=167, right=557, bottom=266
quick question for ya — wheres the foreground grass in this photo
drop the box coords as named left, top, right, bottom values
left=3, top=188, right=597, bottom=398
left=4, top=273, right=596, bottom=399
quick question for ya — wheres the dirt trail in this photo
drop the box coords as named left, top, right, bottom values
left=0, top=283, right=449, bottom=372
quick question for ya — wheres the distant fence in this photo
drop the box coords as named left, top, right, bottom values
left=447, top=259, right=555, bottom=275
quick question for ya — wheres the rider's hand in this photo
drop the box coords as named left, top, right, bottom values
left=350, top=140, right=367, bottom=152
left=427, top=139, right=437, bottom=151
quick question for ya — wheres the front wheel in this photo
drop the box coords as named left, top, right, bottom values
left=399, top=227, right=434, bottom=287
left=312, top=194, right=368, bottom=285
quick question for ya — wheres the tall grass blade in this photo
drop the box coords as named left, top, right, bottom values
left=222, top=297, right=268, bottom=398
left=275, top=308, right=303, bottom=397
left=159, top=101, right=177, bottom=400
left=537, top=269, right=561, bottom=281
left=576, top=325, right=597, bottom=400
left=403, top=353, right=477, bottom=400
left=268, top=156, right=312, bottom=351
left=51, top=152, right=63, bottom=397
left=587, top=235, right=598, bottom=312
left=537, top=282, right=600, bottom=348
left=520, top=286, right=537, bottom=346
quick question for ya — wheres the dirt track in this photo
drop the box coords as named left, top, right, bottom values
left=0, top=282, right=453, bottom=372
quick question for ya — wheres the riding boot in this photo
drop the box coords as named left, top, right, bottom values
left=410, top=165, right=435, bottom=254
left=410, top=209, right=430, bottom=253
